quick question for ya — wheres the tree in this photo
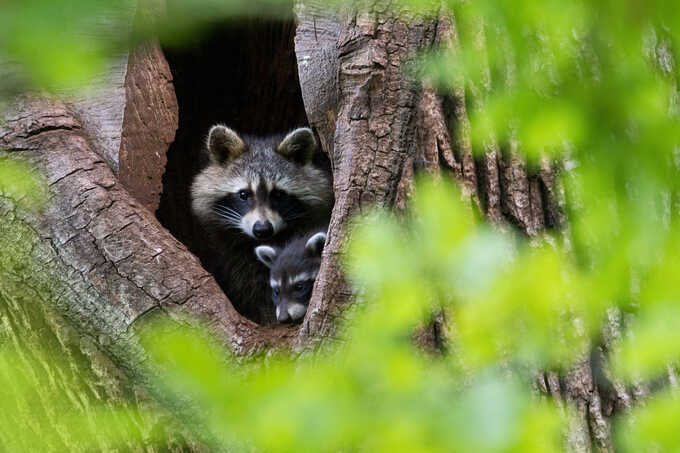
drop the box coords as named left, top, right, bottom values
left=2, top=1, right=679, bottom=451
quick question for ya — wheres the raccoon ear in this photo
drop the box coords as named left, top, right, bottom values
left=276, top=128, right=317, bottom=164
left=255, top=245, right=278, bottom=268
left=208, top=125, right=246, bottom=164
left=305, top=232, right=327, bottom=257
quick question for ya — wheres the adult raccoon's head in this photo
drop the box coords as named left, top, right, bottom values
left=191, top=125, right=333, bottom=240
left=255, top=231, right=326, bottom=323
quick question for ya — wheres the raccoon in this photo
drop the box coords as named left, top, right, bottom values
left=254, top=230, right=327, bottom=323
left=191, top=125, right=333, bottom=324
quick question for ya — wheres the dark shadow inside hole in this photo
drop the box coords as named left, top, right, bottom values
left=156, top=16, right=310, bottom=325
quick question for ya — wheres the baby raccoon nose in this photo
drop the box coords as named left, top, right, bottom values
left=276, top=305, right=290, bottom=323
left=253, top=221, right=274, bottom=239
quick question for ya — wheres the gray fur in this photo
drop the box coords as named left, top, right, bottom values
left=305, top=232, right=327, bottom=256
left=208, top=125, right=246, bottom=164
left=190, top=126, right=333, bottom=325
left=255, top=245, right=277, bottom=269
left=260, top=228, right=327, bottom=323
left=276, top=127, right=317, bottom=163
left=192, top=129, right=333, bottom=234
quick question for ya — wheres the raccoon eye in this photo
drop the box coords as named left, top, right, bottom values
left=294, top=281, right=311, bottom=292
left=238, top=190, right=250, bottom=201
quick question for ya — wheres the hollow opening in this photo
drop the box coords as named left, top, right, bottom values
left=156, top=14, right=311, bottom=326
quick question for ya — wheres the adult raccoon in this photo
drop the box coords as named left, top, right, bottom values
left=191, top=125, right=333, bottom=324
left=255, top=230, right=327, bottom=323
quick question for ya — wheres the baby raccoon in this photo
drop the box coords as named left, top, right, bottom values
left=191, top=125, right=333, bottom=324
left=255, top=230, right=327, bottom=323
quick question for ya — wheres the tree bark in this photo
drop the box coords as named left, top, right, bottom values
left=292, top=4, right=627, bottom=453
left=293, top=3, right=563, bottom=343
left=0, top=13, right=302, bottom=448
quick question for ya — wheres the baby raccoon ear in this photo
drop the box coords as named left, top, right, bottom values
left=276, top=128, right=317, bottom=164
left=207, top=125, right=246, bottom=164
left=305, top=232, right=327, bottom=257
left=255, top=245, right=278, bottom=268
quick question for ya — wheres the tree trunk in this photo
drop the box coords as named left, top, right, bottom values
left=292, top=4, right=630, bottom=453
left=0, top=6, right=304, bottom=449
left=0, top=1, right=661, bottom=451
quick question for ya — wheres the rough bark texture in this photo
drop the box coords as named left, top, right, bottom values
left=292, top=4, right=619, bottom=452
left=293, top=4, right=564, bottom=344
left=1, top=93, right=306, bottom=352
left=119, top=40, right=178, bottom=212
left=294, top=2, right=443, bottom=350
left=294, top=2, right=341, bottom=158
left=63, top=52, right=131, bottom=175
left=0, top=25, right=302, bottom=445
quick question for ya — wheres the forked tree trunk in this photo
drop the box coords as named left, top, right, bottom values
left=293, top=4, right=563, bottom=343
left=0, top=1, right=664, bottom=452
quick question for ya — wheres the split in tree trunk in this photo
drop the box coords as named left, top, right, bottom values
left=157, top=14, right=312, bottom=326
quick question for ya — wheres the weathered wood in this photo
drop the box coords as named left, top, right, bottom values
left=294, top=4, right=440, bottom=349
left=60, top=1, right=138, bottom=174
left=64, top=52, right=131, bottom=174
left=291, top=5, right=628, bottom=453
left=119, top=40, right=179, bottom=212
left=0, top=95, right=296, bottom=362
left=294, top=1, right=342, bottom=158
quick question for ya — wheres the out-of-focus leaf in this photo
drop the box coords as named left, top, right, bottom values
left=0, top=156, right=47, bottom=210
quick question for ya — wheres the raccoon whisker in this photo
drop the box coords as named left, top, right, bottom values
left=213, top=208, right=242, bottom=221
left=214, top=212, right=242, bottom=225
left=216, top=213, right=240, bottom=221
left=213, top=205, right=239, bottom=215
left=216, top=217, right=241, bottom=226
left=213, top=206, right=241, bottom=216
left=209, top=217, right=241, bottom=229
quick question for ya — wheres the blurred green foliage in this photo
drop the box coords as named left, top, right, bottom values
left=141, top=308, right=564, bottom=453
left=0, top=0, right=294, bottom=92
left=0, top=305, right=164, bottom=452
left=0, top=157, right=47, bottom=210
left=2, top=0, right=680, bottom=452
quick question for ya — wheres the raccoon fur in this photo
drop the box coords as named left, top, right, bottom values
left=191, top=125, right=333, bottom=324
left=255, top=229, right=327, bottom=323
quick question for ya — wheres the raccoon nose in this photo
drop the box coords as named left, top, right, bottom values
left=276, top=305, right=290, bottom=323
left=253, top=221, right=274, bottom=239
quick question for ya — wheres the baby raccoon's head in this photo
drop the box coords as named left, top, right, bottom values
left=191, top=125, right=333, bottom=241
left=254, top=231, right=326, bottom=323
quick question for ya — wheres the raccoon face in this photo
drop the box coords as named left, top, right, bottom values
left=213, top=180, right=302, bottom=240
left=191, top=125, right=333, bottom=241
left=255, top=231, right=326, bottom=323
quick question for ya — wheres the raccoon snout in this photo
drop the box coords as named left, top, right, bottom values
left=288, top=303, right=308, bottom=321
left=275, top=305, right=290, bottom=323
left=252, top=221, right=274, bottom=239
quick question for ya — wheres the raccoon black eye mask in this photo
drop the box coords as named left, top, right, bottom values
left=212, top=182, right=307, bottom=240
left=255, top=230, right=327, bottom=323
